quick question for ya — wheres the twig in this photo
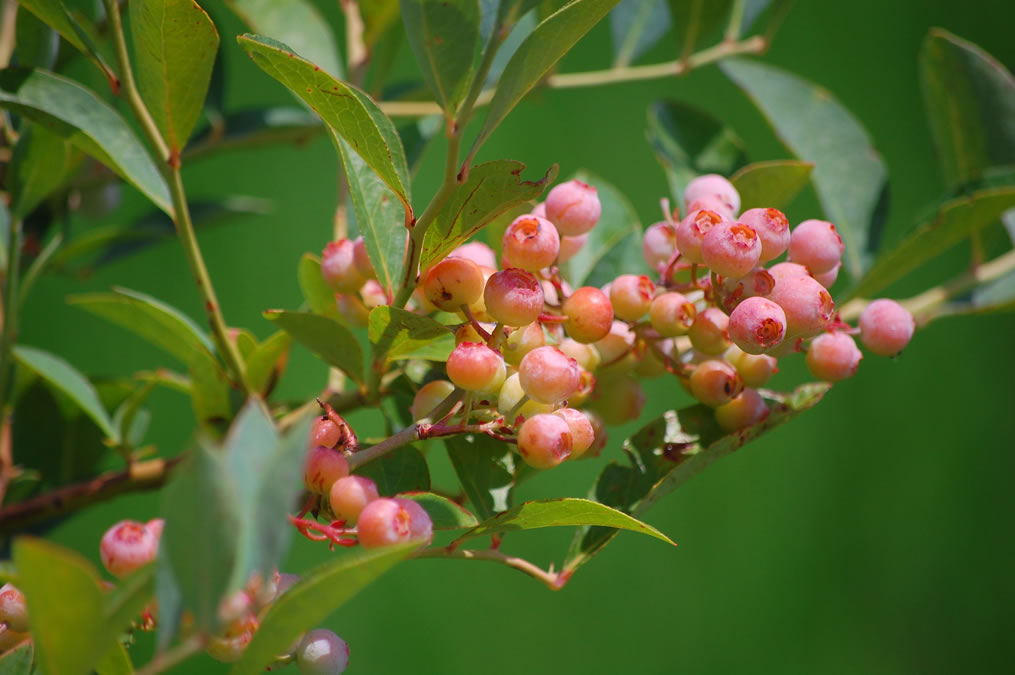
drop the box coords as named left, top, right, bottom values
left=415, top=547, right=570, bottom=591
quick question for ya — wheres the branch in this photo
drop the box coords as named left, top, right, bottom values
left=414, top=547, right=570, bottom=591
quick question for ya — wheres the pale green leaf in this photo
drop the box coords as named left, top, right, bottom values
left=401, top=0, right=482, bottom=113
left=729, top=159, right=814, bottom=211
left=226, top=0, right=342, bottom=77
left=264, top=310, right=364, bottom=383
left=368, top=306, right=455, bottom=362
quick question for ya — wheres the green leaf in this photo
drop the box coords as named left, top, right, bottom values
left=610, top=0, right=670, bottom=67
left=264, top=310, right=364, bottom=383
left=401, top=0, right=482, bottom=114
left=359, top=0, right=401, bottom=47
left=850, top=188, right=1015, bottom=299
left=187, top=107, right=322, bottom=161
left=368, top=306, right=455, bottom=363
left=967, top=270, right=1015, bottom=314
left=9, top=122, right=82, bottom=218
left=355, top=445, right=431, bottom=495
left=17, top=0, right=114, bottom=82
left=68, top=287, right=217, bottom=367
left=645, top=99, right=746, bottom=208
left=666, top=0, right=733, bottom=60
left=566, top=383, right=830, bottom=573
left=297, top=254, right=341, bottom=320
left=455, top=497, right=674, bottom=545
left=128, top=0, right=220, bottom=154
left=562, top=170, right=643, bottom=287
left=15, top=9, right=59, bottom=70
left=445, top=433, right=516, bottom=521
left=12, top=346, right=117, bottom=441
left=227, top=0, right=343, bottom=78
left=419, top=160, right=558, bottom=269
left=722, top=58, right=887, bottom=281
left=334, top=132, right=407, bottom=294
left=13, top=538, right=107, bottom=675
left=161, top=442, right=242, bottom=632
left=94, top=642, right=133, bottom=675
left=103, top=565, right=155, bottom=637
left=0, top=202, right=8, bottom=273
left=397, top=492, right=479, bottom=530
left=187, top=355, right=232, bottom=430
left=229, top=544, right=417, bottom=675
left=0, top=642, right=33, bottom=674
left=920, top=29, right=1015, bottom=190
left=246, top=331, right=291, bottom=396
left=729, top=159, right=814, bottom=211
left=471, top=0, right=621, bottom=152
left=237, top=34, right=411, bottom=215
left=0, top=67, right=172, bottom=213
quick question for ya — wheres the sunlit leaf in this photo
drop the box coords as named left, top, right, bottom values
left=401, top=0, right=482, bottom=114
left=226, top=0, right=342, bottom=77
left=368, top=306, right=455, bottom=363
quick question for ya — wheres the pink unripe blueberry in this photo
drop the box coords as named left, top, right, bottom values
left=642, top=222, right=678, bottom=271
left=593, top=320, right=637, bottom=370
left=310, top=416, right=342, bottom=449
left=446, top=342, right=506, bottom=392
left=767, top=261, right=810, bottom=285
left=352, top=236, right=376, bottom=280
left=788, top=219, right=844, bottom=274
left=558, top=338, right=601, bottom=372
left=588, top=374, right=645, bottom=425
left=423, top=257, right=485, bottom=313
left=739, top=208, right=790, bottom=263
left=728, top=297, right=786, bottom=354
left=812, top=262, right=841, bottom=289
left=806, top=332, right=863, bottom=382
left=357, top=497, right=433, bottom=548
left=688, top=307, right=731, bottom=355
left=544, top=180, right=601, bottom=236
left=719, top=267, right=775, bottom=309
left=497, top=373, right=554, bottom=424
left=725, top=346, right=778, bottom=388
left=518, top=346, right=581, bottom=404
left=562, top=286, right=614, bottom=344
left=557, top=234, right=588, bottom=264
left=304, top=447, right=350, bottom=494
left=858, top=299, right=915, bottom=357
left=553, top=408, right=595, bottom=458
left=610, top=274, right=655, bottom=321
left=675, top=209, right=723, bottom=264
left=715, top=388, right=769, bottom=431
left=769, top=274, right=834, bottom=338
left=0, top=585, right=28, bottom=632
left=502, top=322, right=545, bottom=366
left=581, top=409, right=608, bottom=459
left=531, top=202, right=547, bottom=218
left=329, top=476, right=379, bottom=523
left=686, top=194, right=736, bottom=221
left=359, top=280, right=388, bottom=309
left=517, top=414, right=573, bottom=469
left=297, top=629, right=350, bottom=675
left=484, top=268, right=544, bottom=326
left=321, top=240, right=366, bottom=294
left=464, top=265, right=497, bottom=322
left=452, top=241, right=497, bottom=269
left=689, top=360, right=744, bottom=408
left=567, top=367, right=596, bottom=407
left=100, top=520, right=160, bottom=579
left=502, top=215, right=560, bottom=271
left=649, top=292, right=696, bottom=336
left=684, top=174, right=740, bottom=217
left=702, top=221, right=762, bottom=279
left=146, top=518, right=165, bottom=539
left=409, top=380, right=455, bottom=421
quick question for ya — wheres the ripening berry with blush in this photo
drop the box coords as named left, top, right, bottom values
left=610, top=274, right=655, bottom=321
left=675, top=209, right=724, bottom=264
left=207, top=616, right=258, bottom=663
left=728, top=297, right=787, bottom=354
left=517, top=414, right=573, bottom=469
left=321, top=240, right=366, bottom=294
left=642, top=221, right=678, bottom=271
left=329, top=476, right=380, bottom=523
left=702, top=221, right=762, bottom=279
left=497, top=373, right=554, bottom=424
left=688, top=307, right=731, bottom=355
left=409, top=380, right=455, bottom=421
left=446, top=342, right=506, bottom=392
left=502, top=215, right=560, bottom=271
left=310, top=416, right=342, bottom=449
left=806, top=332, right=863, bottom=382
left=0, top=625, right=29, bottom=653
left=502, top=322, right=546, bottom=366
left=357, top=497, right=433, bottom=548
left=100, top=520, right=160, bottom=578
left=725, top=346, right=778, bottom=388
left=715, top=388, right=769, bottom=432
left=689, top=360, right=744, bottom=408
left=593, top=321, right=637, bottom=371
left=788, top=219, right=844, bottom=274
left=484, top=268, right=544, bottom=326
left=297, top=629, right=350, bottom=675
left=531, top=202, right=547, bottom=218
left=557, top=234, right=588, bottom=264
left=686, top=194, right=736, bottom=221
left=858, top=299, right=915, bottom=357
left=146, top=518, right=165, bottom=539
left=568, top=367, right=596, bottom=407
left=304, top=447, right=350, bottom=495
left=649, top=292, right=696, bottom=337
left=553, top=408, right=595, bottom=458
left=684, top=174, right=740, bottom=217
left=739, top=208, right=790, bottom=263
left=359, top=280, right=388, bottom=310
left=581, top=409, right=608, bottom=459
left=812, top=262, right=841, bottom=289
left=562, top=286, right=614, bottom=343
left=0, top=585, right=28, bottom=632
left=464, top=265, right=497, bottom=322
left=587, top=374, right=645, bottom=425
left=518, top=346, right=581, bottom=404
left=768, top=274, right=834, bottom=338
left=423, top=257, right=485, bottom=313
left=453, top=241, right=498, bottom=269
left=767, top=261, right=810, bottom=285
left=352, top=237, right=376, bottom=280
left=558, top=338, right=600, bottom=372
left=719, top=267, right=775, bottom=309
left=544, top=180, right=601, bottom=236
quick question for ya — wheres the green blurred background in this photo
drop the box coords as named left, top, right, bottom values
left=18, top=0, right=1015, bottom=672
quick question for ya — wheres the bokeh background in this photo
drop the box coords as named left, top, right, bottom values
left=17, top=0, right=1015, bottom=672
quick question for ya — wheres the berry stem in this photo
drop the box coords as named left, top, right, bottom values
left=461, top=305, right=493, bottom=341
left=415, top=546, right=569, bottom=591
left=725, top=0, right=746, bottom=42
